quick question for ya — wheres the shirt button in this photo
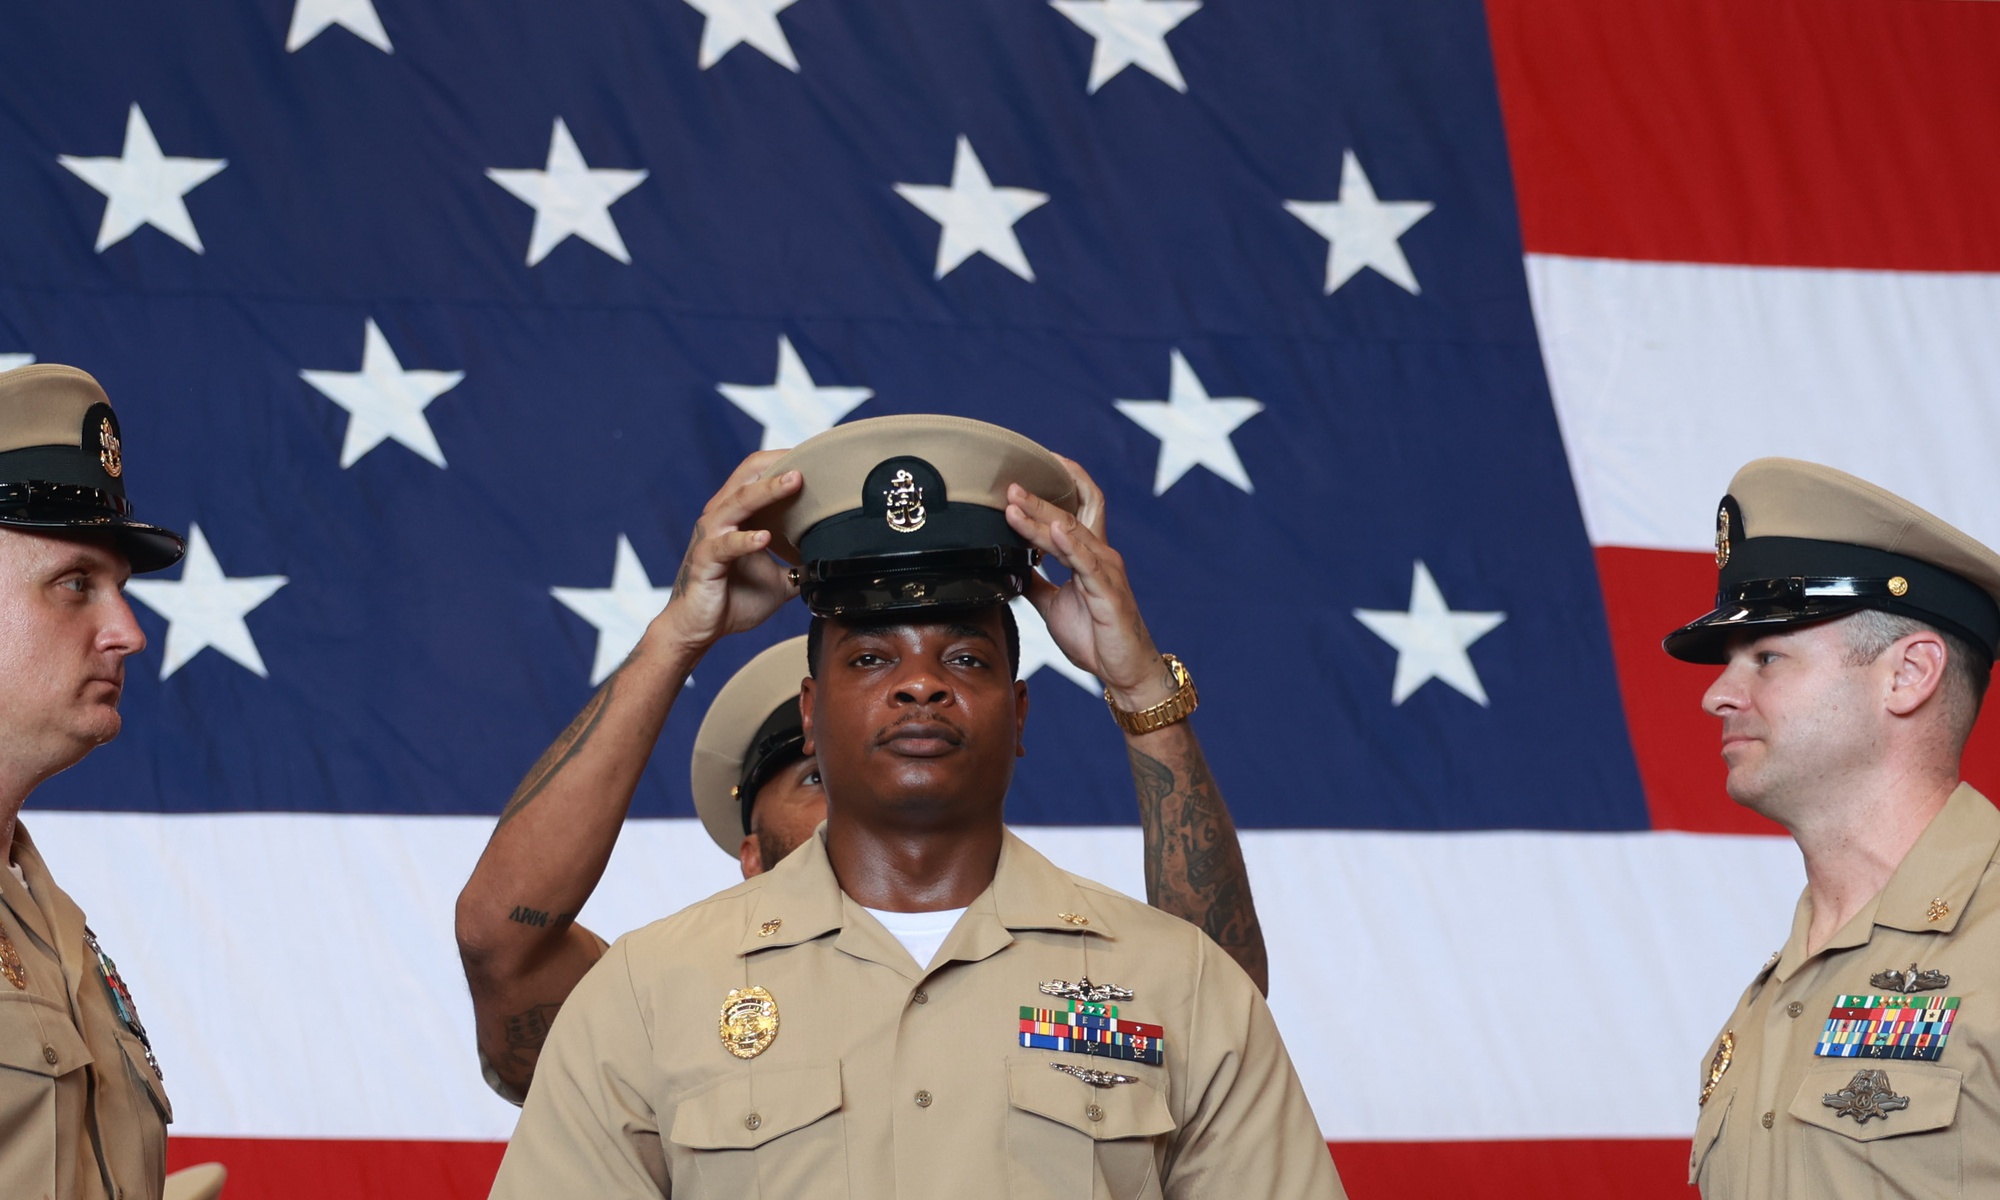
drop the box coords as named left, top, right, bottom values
left=915, top=1090, right=933, bottom=1108
left=745, top=1112, right=762, bottom=1131
left=41, top=1045, right=56, bottom=1066
left=912, top=991, right=929, bottom=1005
left=1761, top=1111, right=1774, bottom=1129
left=1087, top=1104, right=1104, bottom=1122
left=1786, top=1001, right=1804, bottom=1018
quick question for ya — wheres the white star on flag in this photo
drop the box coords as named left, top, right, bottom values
left=684, top=0, right=802, bottom=70
left=59, top=104, right=227, bottom=254
left=1114, top=349, right=1263, bottom=494
left=286, top=0, right=392, bottom=52
left=0, top=354, right=34, bottom=373
left=488, top=119, right=649, bottom=267
left=1353, top=560, right=1506, bottom=706
left=552, top=535, right=676, bottom=686
left=299, top=319, right=465, bottom=468
left=126, top=524, right=289, bottom=680
left=717, top=336, right=872, bottom=451
left=895, top=137, right=1049, bottom=282
left=1284, top=150, right=1434, bottom=295
left=1009, top=595, right=1099, bottom=693
left=1051, top=0, right=1202, bottom=93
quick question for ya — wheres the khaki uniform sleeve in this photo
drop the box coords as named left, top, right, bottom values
left=489, top=938, right=669, bottom=1198
left=1164, top=936, right=1345, bottom=1200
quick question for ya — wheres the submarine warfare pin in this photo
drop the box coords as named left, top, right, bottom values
left=1039, top=977, right=1134, bottom=1004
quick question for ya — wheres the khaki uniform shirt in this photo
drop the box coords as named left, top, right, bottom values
left=0, top=823, right=171, bottom=1200
left=1693, top=783, right=2000, bottom=1198
left=492, top=829, right=1342, bottom=1199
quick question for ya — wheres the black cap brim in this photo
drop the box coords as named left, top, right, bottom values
left=0, top=509, right=186, bottom=573
left=1662, top=599, right=1867, bottom=664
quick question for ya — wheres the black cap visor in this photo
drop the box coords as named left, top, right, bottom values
left=1664, top=574, right=1995, bottom=664
left=796, top=545, right=1038, bottom=617
left=0, top=481, right=185, bottom=573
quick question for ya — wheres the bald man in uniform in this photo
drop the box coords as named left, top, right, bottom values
left=457, top=444, right=1269, bottom=1103
left=1672, top=459, right=2000, bottom=1198
left=0, top=365, right=189, bottom=1200
left=488, top=415, right=1340, bottom=1198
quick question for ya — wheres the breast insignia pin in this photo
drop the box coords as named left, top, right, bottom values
left=1051, top=1062, right=1140, bottom=1087
left=1040, top=977, right=1135, bottom=1004
left=1699, top=1031, right=1733, bottom=1107
left=1823, top=1069, right=1909, bottom=1123
left=1869, top=963, right=1951, bottom=995
left=719, top=985, right=780, bottom=1059
left=0, top=928, right=24, bottom=989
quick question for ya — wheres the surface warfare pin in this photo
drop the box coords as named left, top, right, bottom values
left=1870, top=963, right=1950, bottom=995
left=719, top=986, right=779, bottom=1059
left=1039, top=977, right=1134, bottom=1004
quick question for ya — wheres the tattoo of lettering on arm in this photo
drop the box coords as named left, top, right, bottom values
left=495, top=668, right=622, bottom=830
left=505, top=907, right=577, bottom=930
left=1128, top=742, right=1270, bottom=992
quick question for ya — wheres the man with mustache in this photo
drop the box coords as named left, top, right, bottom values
left=0, top=365, right=193, bottom=1200
left=1672, top=459, right=2000, bottom=1198
left=458, top=443, right=1269, bottom=1103
left=487, top=415, right=1341, bottom=1198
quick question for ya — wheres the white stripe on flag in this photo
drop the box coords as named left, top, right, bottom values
left=1526, top=252, right=2000, bottom=551
left=29, top=813, right=1797, bottom=1141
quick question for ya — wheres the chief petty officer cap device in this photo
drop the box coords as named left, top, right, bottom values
left=1663, top=457, right=2000, bottom=665
left=0, top=363, right=184, bottom=573
left=748, top=414, right=1079, bottom=617
left=690, top=636, right=812, bottom=855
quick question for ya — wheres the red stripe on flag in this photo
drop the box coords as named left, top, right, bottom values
left=171, top=1136, right=1697, bottom=1198
left=1484, top=0, right=2000, bottom=270
left=1595, top=546, right=2000, bottom=833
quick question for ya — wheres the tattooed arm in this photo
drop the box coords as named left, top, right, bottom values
left=455, top=451, right=804, bottom=1100
left=1126, top=722, right=1268, bottom=994
left=1003, top=458, right=1270, bottom=994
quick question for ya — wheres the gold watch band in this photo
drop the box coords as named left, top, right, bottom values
left=1105, top=654, right=1199, bottom=736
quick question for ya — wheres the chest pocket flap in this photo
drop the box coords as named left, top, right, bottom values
left=1787, top=1065, right=1961, bottom=1142
left=1007, top=1058, right=1176, bottom=1141
left=1689, top=1087, right=1733, bottom=1185
left=669, top=1063, right=842, bottom=1151
left=0, top=995, right=92, bottom=1077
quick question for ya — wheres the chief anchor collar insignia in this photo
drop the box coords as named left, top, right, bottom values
left=1040, top=976, right=1134, bottom=1004
left=1714, top=502, right=1730, bottom=568
left=1870, top=963, right=1951, bottom=995
left=98, top=416, right=122, bottom=478
left=1823, top=1069, right=1910, bottom=1123
left=719, top=985, right=780, bottom=1059
left=884, top=468, right=926, bottom=533
left=0, top=927, right=24, bottom=989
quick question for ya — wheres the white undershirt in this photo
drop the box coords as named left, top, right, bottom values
left=860, top=904, right=967, bottom=971
left=5, top=860, right=23, bottom=892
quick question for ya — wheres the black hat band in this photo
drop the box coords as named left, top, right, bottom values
left=792, top=545, right=1039, bottom=617
left=736, top=700, right=807, bottom=835
left=0, top=479, right=136, bottom=520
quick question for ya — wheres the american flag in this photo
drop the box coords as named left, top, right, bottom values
left=6, top=0, right=1998, bottom=1196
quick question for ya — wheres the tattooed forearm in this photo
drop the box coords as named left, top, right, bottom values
left=493, top=1001, right=564, bottom=1092
left=670, top=521, right=705, bottom=597
left=1128, top=739, right=1270, bottom=994
left=496, top=668, right=622, bottom=829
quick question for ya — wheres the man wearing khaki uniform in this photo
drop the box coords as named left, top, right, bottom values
left=1668, top=459, right=2000, bottom=1197
left=0, top=365, right=185, bottom=1200
left=490, top=416, right=1341, bottom=1198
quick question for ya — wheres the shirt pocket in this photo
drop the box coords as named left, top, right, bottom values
left=1688, top=1085, right=1734, bottom=1186
left=0, top=994, right=92, bottom=1200
left=668, top=1062, right=846, bottom=1196
left=1786, top=1064, right=1962, bottom=1198
left=1004, top=1055, right=1177, bottom=1200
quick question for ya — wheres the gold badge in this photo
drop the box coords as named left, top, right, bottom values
left=719, top=985, right=779, bottom=1059
left=1714, top=504, right=1730, bottom=568
left=0, top=928, right=25, bottom=989
left=1699, top=1031, right=1733, bottom=1107
left=884, top=469, right=926, bottom=534
left=98, top=417, right=122, bottom=479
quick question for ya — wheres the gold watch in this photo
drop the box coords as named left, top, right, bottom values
left=1105, top=654, right=1198, bottom=736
